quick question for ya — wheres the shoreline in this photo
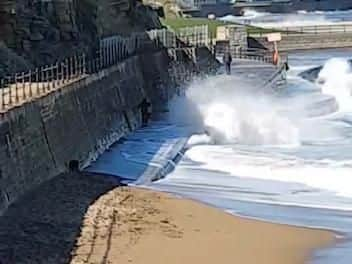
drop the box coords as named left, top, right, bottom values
left=0, top=172, right=338, bottom=264
left=70, top=185, right=336, bottom=264
left=147, top=188, right=346, bottom=264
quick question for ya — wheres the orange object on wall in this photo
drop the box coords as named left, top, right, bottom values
left=272, top=50, right=279, bottom=65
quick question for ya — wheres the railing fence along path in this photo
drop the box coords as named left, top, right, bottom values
left=0, top=54, right=86, bottom=111
left=0, top=24, right=283, bottom=113
left=0, top=26, right=210, bottom=112
left=216, top=44, right=287, bottom=65
left=249, top=23, right=352, bottom=37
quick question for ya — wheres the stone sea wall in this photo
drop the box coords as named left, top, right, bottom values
left=0, top=46, right=218, bottom=215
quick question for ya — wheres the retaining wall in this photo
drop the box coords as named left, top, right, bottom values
left=0, top=46, right=219, bottom=214
left=0, top=50, right=176, bottom=214
left=254, top=33, right=352, bottom=51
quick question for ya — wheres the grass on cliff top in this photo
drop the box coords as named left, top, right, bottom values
left=161, top=17, right=284, bottom=37
left=162, top=18, right=231, bottom=36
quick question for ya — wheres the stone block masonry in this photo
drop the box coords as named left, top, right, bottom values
left=0, top=50, right=176, bottom=214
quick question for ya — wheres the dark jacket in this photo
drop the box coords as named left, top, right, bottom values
left=223, top=52, right=232, bottom=65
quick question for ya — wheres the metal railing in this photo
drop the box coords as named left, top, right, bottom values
left=0, top=54, right=86, bottom=111
left=215, top=45, right=284, bottom=65
left=147, top=29, right=177, bottom=48
left=178, top=25, right=209, bottom=48
left=0, top=26, right=211, bottom=112
left=249, top=23, right=352, bottom=37
left=146, top=25, right=209, bottom=48
left=279, top=23, right=352, bottom=35
left=233, top=49, right=274, bottom=64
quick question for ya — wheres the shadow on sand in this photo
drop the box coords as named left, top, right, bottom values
left=0, top=172, right=121, bottom=264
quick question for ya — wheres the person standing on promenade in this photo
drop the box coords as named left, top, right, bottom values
left=139, top=98, right=151, bottom=127
left=223, top=50, right=232, bottom=75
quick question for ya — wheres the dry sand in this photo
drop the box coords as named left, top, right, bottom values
left=70, top=186, right=335, bottom=264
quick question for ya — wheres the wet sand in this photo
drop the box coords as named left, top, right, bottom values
left=70, top=186, right=335, bottom=264
left=0, top=172, right=335, bottom=264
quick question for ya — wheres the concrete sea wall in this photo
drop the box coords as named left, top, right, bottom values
left=255, top=33, right=352, bottom=51
left=0, top=49, right=192, bottom=214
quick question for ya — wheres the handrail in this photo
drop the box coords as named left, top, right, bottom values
left=0, top=25, right=211, bottom=113
left=249, top=23, right=352, bottom=37
left=216, top=46, right=287, bottom=66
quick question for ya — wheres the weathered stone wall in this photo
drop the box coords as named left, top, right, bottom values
left=0, top=50, right=175, bottom=214
left=0, top=0, right=163, bottom=76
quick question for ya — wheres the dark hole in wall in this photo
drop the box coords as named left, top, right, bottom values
left=68, top=160, right=80, bottom=172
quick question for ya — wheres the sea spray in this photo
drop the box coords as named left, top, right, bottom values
left=318, top=58, right=352, bottom=112
left=169, top=75, right=300, bottom=146
left=220, top=10, right=352, bottom=28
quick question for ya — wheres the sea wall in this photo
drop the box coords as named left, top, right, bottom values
left=0, top=50, right=176, bottom=214
left=254, top=33, right=352, bottom=51
left=0, top=46, right=218, bottom=215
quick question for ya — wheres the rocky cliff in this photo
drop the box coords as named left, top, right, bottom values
left=0, top=0, right=163, bottom=77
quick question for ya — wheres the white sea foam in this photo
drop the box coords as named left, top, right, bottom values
left=184, top=145, right=352, bottom=199
left=220, top=10, right=352, bottom=28
left=318, top=58, right=352, bottom=112
left=163, top=55, right=352, bottom=202
left=183, top=75, right=300, bottom=145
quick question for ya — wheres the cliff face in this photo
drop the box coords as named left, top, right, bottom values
left=0, top=0, right=163, bottom=77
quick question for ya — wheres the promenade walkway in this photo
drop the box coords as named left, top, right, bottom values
left=0, top=77, right=84, bottom=113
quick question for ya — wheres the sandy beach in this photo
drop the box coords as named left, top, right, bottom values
left=0, top=172, right=335, bottom=264
left=70, top=186, right=335, bottom=264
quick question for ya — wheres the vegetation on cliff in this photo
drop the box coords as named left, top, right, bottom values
left=0, top=0, right=163, bottom=77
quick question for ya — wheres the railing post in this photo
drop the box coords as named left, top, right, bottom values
left=29, top=70, right=33, bottom=97
left=50, top=63, right=54, bottom=90
left=78, top=55, right=82, bottom=76
left=106, top=39, right=110, bottom=67
left=36, top=67, right=40, bottom=96
left=1, top=78, right=4, bottom=111
left=59, top=62, right=63, bottom=85
left=118, top=39, right=121, bottom=61
left=44, top=66, right=48, bottom=92
left=55, top=62, right=59, bottom=89
left=113, top=38, right=116, bottom=62
left=15, top=73, right=19, bottom=104
left=83, top=53, right=86, bottom=74
left=40, top=67, right=44, bottom=94
left=21, top=72, right=26, bottom=101
left=109, top=39, right=112, bottom=66
left=99, top=42, right=103, bottom=69
left=64, top=59, right=68, bottom=83
left=74, top=55, right=78, bottom=78
left=8, top=76, right=12, bottom=106
left=46, top=65, right=50, bottom=91
left=102, top=42, right=105, bottom=68
left=162, top=29, right=166, bottom=48
left=69, top=57, right=73, bottom=79
left=78, top=54, right=81, bottom=77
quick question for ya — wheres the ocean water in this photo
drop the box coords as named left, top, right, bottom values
left=149, top=49, right=352, bottom=264
left=220, top=9, right=352, bottom=28
left=87, top=48, right=352, bottom=263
